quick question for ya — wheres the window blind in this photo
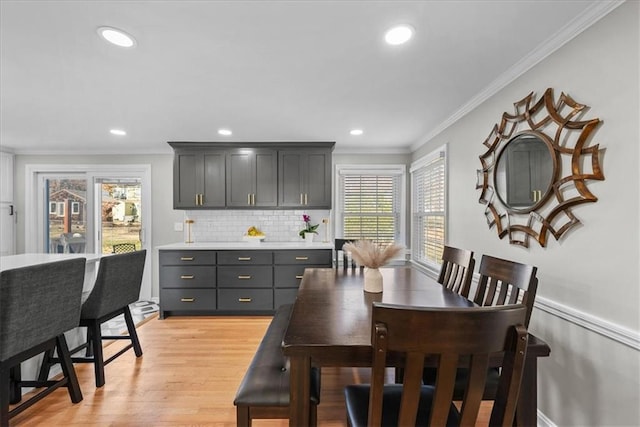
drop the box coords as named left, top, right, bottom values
left=411, top=149, right=446, bottom=268
left=339, top=172, right=402, bottom=244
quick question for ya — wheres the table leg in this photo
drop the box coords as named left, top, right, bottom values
left=289, top=355, right=311, bottom=427
left=516, top=355, right=538, bottom=426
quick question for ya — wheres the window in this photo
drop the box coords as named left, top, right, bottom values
left=49, top=202, right=57, bottom=215
left=336, top=165, right=405, bottom=244
left=56, top=202, right=65, bottom=217
left=411, top=146, right=446, bottom=270
left=71, top=202, right=80, bottom=214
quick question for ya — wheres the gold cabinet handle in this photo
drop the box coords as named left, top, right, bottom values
left=532, top=190, right=537, bottom=202
left=180, top=275, right=194, bottom=279
left=180, top=298, right=195, bottom=302
left=195, top=194, right=199, bottom=205
left=252, top=194, right=256, bottom=205
left=247, top=193, right=251, bottom=205
left=238, top=257, right=251, bottom=261
left=238, top=298, right=252, bottom=302
left=300, top=193, right=303, bottom=204
left=180, top=257, right=194, bottom=261
left=199, top=194, right=204, bottom=205
left=304, top=193, right=308, bottom=205
left=238, top=275, right=252, bottom=279
left=295, top=256, right=309, bottom=260
left=296, top=275, right=304, bottom=279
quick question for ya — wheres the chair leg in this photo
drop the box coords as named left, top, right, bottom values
left=56, top=334, right=83, bottom=403
left=85, top=326, right=94, bottom=357
left=9, top=366, right=21, bottom=404
left=124, top=307, right=143, bottom=357
left=236, top=405, right=251, bottom=427
left=1, top=364, right=10, bottom=426
left=37, top=348, right=55, bottom=382
left=87, top=320, right=106, bottom=388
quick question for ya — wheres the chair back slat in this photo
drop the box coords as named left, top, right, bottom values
left=0, top=258, right=86, bottom=361
left=437, top=246, right=475, bottom=298
left=473, top=255, right=538, bottom=327
left=366, top=303, right=528, bottom=426
left=81, top=250, right=146, bottom=319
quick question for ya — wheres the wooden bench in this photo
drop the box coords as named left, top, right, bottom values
left=233, top=304, right=321, bottom=426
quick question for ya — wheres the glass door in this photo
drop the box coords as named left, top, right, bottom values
left=43, top=176, right=88, bottom=254
left=96, top=178, right=142, bottom=255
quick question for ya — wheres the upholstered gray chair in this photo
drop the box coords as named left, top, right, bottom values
left=1, top=258, right=86, bottom=425
left=40, top=250, right=147, bottom=388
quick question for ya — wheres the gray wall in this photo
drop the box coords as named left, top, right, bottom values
left=412, top=2, right=639, bottom=425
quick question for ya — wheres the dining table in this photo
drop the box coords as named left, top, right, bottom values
left=282, top=266, right=551, bottom=426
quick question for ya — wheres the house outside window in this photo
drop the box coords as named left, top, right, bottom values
left=49, top=202, right=57, bottom=215
left=56, top=202, right=65, bottom=217
left=410, top=145, right=446, bottom=272
left=335, top=165, right=406, bottom=245
left=71, top=201, right=80, bottom=215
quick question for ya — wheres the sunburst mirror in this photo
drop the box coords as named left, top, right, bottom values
left=476, top=88, right=605, bottom=248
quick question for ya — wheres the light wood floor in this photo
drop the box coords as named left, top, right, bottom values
left=10, top=314, right=491, bottom=426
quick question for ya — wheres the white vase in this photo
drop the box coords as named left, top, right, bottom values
left=304, top=232, right=314, bottom=245
left=364, top=267, right=383, bottom=293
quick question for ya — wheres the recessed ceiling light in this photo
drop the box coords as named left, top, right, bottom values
left=218, top=128, right=232, bottom=136
left=110, top=129, right=126, bottom=136
left=97, top=26, right=136, bottom=48
left=384, top=25, right=414, bottom=45
left=350, top=129, right=364, bottom=136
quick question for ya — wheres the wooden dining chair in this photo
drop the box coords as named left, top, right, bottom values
left=344, top=303, right=529, bottom=426
left=423, top=254, right=538, bottom=400
left=335, top=238, right=359, bottom=269
left=437, top=245, right=475, bottom=298
left=473, top=254, right=538, bottom=327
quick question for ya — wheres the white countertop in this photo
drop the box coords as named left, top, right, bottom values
left=156, top=241, right=334, bottom=250
left=0, top=253, right=102, bottom=272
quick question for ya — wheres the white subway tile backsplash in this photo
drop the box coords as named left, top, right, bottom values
left=183, top=209, right=331, bottom=243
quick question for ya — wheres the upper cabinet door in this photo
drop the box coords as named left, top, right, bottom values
left=278, top=149, right=331, bottom=209
left=174, top=151, right=226, bottom=209
left=226, top=149, right=277, bottom=207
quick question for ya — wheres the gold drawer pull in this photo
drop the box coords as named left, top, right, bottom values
left=238, top=275, right=252, bottom=279
left=180, top=275, right=194, bottom=279
left=180, top=298, right=195, bottom=302
left=180, top=257, right=194, bottom=261
left=296, top=275, right=304, bottom=279
left=238, top=297, right=252, bottom=302
left=295, top=256, right=309, bottom=260
left=238, top=257, right=252, bottom=261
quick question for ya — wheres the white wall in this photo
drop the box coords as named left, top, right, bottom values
left=412, top=2, right=639, bottom=425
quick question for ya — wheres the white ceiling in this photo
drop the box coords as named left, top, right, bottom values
left=0, top=1, right=618, bottom=155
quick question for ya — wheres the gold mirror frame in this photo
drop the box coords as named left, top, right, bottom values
left=476, top=88, right=604, bottom=247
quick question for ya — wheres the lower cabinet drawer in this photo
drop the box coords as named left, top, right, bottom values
left=160, top=266, right=216, bottom=288
left=217, top=289, right=273, bottom=311
left=161, top=288, right=216, bottom=311
left=218, top=266, right=273, bottom=287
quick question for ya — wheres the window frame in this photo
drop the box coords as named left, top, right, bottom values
left=334, top=164, right=406, bottom=246
left=410, top=145, right=448, bottom=275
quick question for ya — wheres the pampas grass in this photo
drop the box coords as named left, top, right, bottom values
left=342, top=240, right=404, bottom=268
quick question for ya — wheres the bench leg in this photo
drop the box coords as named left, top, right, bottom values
left=236, top=405, right=251, bottom=427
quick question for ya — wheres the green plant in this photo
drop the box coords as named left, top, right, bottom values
left=299, top=214, right=319, bottom=238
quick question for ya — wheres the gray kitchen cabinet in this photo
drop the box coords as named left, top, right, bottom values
left=158, top=247, right=332, bottom=316
left=159, top=250, right=217, bottom=318
left=226, top=149, right=277, bottom=207
left=278, top=149, right=332, bottom=208
left=273, top=249, right=332, bottom=307
left=217, top=250, right=274, bottom=313
left=172, top=150, right=226, bottom=209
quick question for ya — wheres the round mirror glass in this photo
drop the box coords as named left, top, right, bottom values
left=494, top=133, right=555, bottom=213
